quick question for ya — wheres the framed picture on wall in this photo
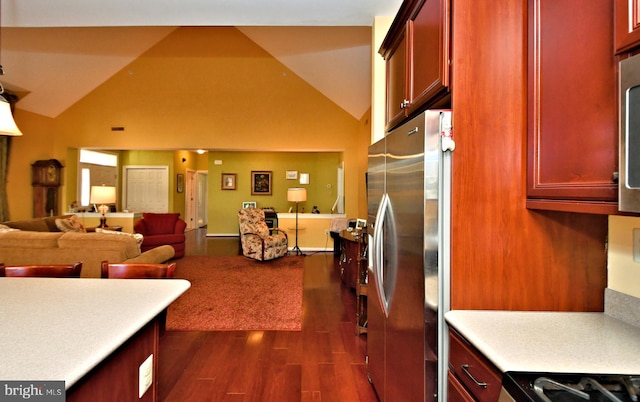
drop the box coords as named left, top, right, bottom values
left=221, top=173, right=236, bottom=190
left=251, top=171, right=272, bottom=195
left=177, top=173, right=184, bottom=193
left=286, top=170, right=298, bottom=180
left=242, top=201, right=257, bottom=209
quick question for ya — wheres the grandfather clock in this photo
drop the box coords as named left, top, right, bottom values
left=32, top=159, right=63, bottom=218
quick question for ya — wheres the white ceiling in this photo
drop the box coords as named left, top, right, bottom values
left=0, top=0, right=402, bottom=119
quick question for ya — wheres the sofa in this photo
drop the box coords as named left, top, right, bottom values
left=134, top=213, right=186, bottom=258
left=0, top=216, right=175, bottom=278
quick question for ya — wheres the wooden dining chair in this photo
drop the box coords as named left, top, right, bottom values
left=100, top=261, right=176, bottom=279
left=101, top=260, right=177, bottom=337
left=0, top=262, right=83, bottom=277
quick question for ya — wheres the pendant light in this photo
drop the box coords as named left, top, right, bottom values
left=0, top=0, right=22, bottom=136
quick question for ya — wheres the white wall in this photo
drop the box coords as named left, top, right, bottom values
left=608, top=215, right=640, bottom=298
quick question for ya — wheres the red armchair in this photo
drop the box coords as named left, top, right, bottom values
left=134, top=213, right=186, bottom=258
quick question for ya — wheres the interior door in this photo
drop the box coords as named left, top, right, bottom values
left=122, top=166, right=169, bottom=213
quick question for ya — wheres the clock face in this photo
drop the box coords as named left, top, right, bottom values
left=46, top=164, right=58, bottom=183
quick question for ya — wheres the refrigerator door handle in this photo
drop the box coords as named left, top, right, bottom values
left=373, top=193, right=391, bottom=317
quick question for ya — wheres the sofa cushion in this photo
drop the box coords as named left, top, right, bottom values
left=0, top=224, right=19, bottom=233
left=142, top=213, right=180, bottom=234
left=55, top=215, right=87, bottom=233
left=96, top=228, right=144, bottom=252
left=58, top=232, right=140, bottom=259
left=0, top=231, right=62, bottom=248
left=3, top=218, right=50, bottom=232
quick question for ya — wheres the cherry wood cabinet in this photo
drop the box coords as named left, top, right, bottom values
left=448, top=329, right=502, bottom=402
left=526, top=0, right=618, bottom=214
left=380, top=0, right=450, bottom=131
left=615, top=0, right=640, bottom=54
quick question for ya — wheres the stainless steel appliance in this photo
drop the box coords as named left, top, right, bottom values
left=366, top=110, right=453, bottom=401
left=503, top=372, right=640, bottom=402
left=619, top=52, right=640, bottom=213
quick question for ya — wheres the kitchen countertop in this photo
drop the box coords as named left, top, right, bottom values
left=445, top=310, right=640, bottom=375
left=0, top=277, right=190, bottom=389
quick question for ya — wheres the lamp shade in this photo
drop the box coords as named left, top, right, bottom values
left=287, top=187, right=307, bottom=202
left=0, top=97, right=22, bottom=136
left=90, top=185, right=116, bottom=204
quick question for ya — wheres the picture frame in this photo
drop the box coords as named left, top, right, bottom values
left=299, top=173, right=310, bottom=185
left=286, top=170, right=298, bottom=180
left=251, top=171, right=272, bottom=195
left=242, top=201, right=257, bottom=209
left=221, top=173, right=236, bottom=190
left=176, top=173, right=184, bottom=193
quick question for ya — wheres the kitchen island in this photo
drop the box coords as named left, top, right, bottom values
left=0, top=277, right=190, bottom=401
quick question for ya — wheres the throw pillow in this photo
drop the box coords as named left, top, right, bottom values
left=55, top=215, right=87, bottom=233
left=0, top=224, right=18, bottom=233
left=96, top=228, right=144, bottom=253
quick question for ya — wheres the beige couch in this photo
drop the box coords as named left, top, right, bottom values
left=0, top=216, right=175, bottom=278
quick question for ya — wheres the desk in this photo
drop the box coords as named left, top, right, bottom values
left=338, top=229, right=368, bottom=334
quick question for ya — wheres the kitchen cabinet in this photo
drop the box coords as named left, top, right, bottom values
left=615, top=0, right=640, bottom=54
left=379, top=0, right=450, bottom=131
left=338, top=230, right=368, bottom=334
left=448, top=329, right=502, bottom=402
left=526, top=0, right=618, bottom=214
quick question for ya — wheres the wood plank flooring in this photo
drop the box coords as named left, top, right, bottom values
left=158, top=229, right=379, bottom=402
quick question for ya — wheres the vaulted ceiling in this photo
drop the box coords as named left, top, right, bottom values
left=0, top=0, right=402, bottom=119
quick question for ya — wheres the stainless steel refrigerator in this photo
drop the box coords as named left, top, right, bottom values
left=367, top=110, right=453, bottom=402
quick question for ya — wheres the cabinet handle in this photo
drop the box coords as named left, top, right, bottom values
left=400, top=99, right=409, bottom=109
left=461, top=364, right=487, bottom=388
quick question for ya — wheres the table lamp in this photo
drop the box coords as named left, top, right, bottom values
left=287, top=187, right=307, bottom=256
left=90, top=185, right=116, bottom=228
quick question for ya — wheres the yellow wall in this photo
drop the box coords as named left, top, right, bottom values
left=5, top=27, right=368, bottom=225
left=608, top=215, right=640, bottom=299
left=208, top=151, right=341, bottom=234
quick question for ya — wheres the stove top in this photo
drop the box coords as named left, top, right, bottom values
left=503, top=372, right=640, bottom=402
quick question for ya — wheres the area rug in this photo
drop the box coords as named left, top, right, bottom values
left=166, top=255, right=303, bottom=331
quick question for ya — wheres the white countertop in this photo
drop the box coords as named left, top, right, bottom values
left=445, top=310, right=640, bottom=375
left=0, top=278, right=190, bottom=389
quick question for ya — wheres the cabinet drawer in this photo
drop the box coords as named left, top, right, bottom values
left=449, top=330, right=501, bottom=402
left=448, top=370, right=476, bottom=401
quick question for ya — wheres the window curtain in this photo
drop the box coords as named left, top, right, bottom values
left=0, top=135, right=11, bottom=221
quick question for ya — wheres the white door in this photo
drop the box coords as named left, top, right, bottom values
left=122, top=166, right=169, bottom=213
left=185, top=170, right=197, bottom=229
left=196, top=171, right=208, bottom=227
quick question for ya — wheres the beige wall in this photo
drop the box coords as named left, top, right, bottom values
left=5, top=27, right=369, bottom=224
left=608, top=215, right=640, bottom=299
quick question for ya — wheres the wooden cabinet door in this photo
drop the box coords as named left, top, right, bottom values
left=381, top=0, right=450, bottom=131
left=406, top=0, right=450, bottom=116
left=385, top=31, right=408, bottom=130
left=615, top=0, right=640, bottom=53
left=526, top=0, right=618, bottom=213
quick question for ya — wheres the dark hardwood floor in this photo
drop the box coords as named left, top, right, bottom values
left=159, top=229, right=379, bottom=402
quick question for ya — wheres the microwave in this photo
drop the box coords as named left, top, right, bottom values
left=619, top=53, right=640, bottom=213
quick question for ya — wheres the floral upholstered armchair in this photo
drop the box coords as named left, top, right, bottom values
left=238, top=208, right=288, bottom=261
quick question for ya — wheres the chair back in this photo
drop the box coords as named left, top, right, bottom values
left=101, top=261, right=176, bottom=279
left=0, top=262, right=83, bottom=277
left=238, top=208, right=270, bottom=237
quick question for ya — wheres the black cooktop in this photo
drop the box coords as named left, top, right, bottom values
left=503, top=372, right=640, bottom=402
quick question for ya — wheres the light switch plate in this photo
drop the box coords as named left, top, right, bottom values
left=139, top=354, right=153, bottom=398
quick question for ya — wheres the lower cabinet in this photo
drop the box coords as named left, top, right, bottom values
left=448, top=329, right=502, bottom=402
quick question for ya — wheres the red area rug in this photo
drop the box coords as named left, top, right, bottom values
left=166, top=255, right=303, bottom=331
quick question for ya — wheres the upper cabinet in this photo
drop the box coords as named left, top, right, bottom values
left=526, top=0, right=619, bottom=214
left=379, top=0, right=450, bottom=131
left=615, top=0, right=640, bottom=54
